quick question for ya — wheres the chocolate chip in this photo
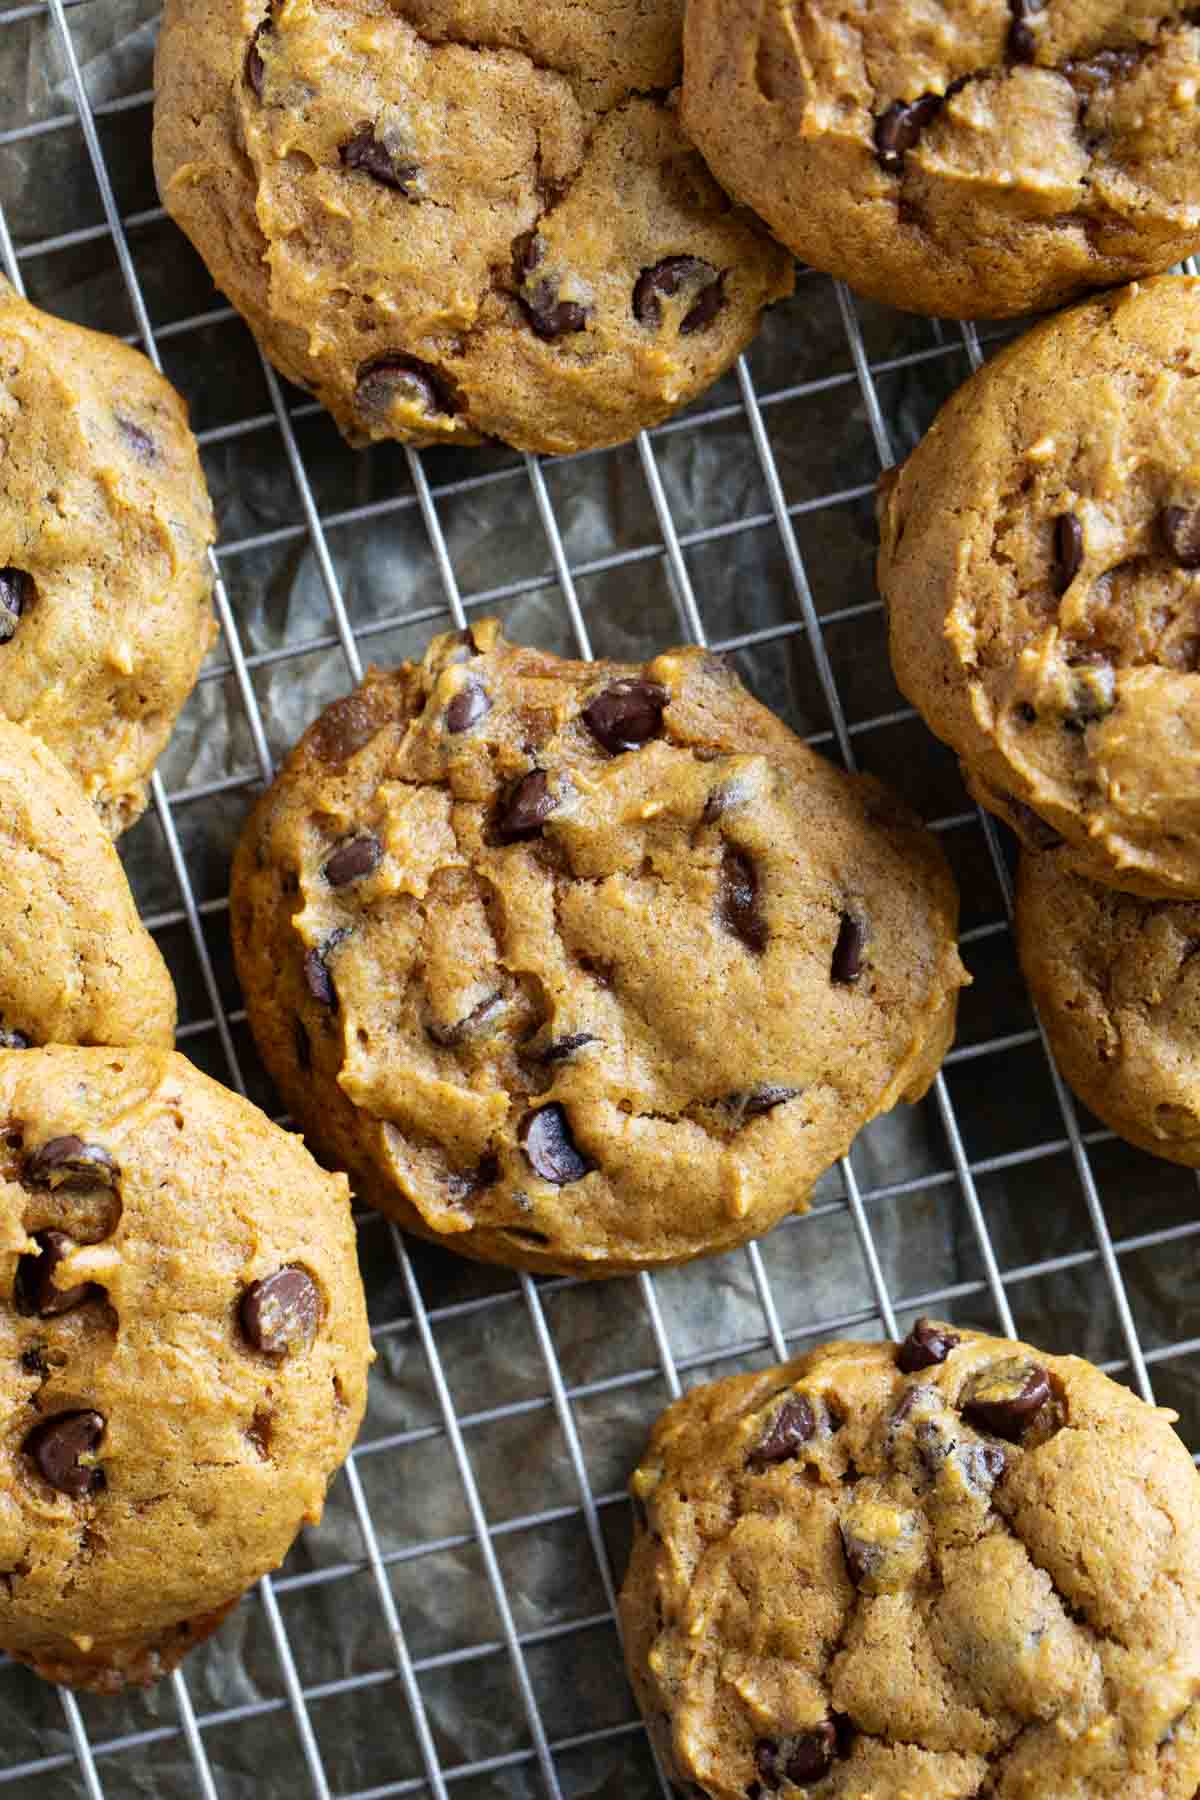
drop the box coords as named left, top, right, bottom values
left=1063, top=657, right=1115, bottom=732
left=718, top=845, right=767, bottom=955
left=293, top=1016, right=312, bottom=1072
left=529, top=1032, right=597, bottom=1063
left=245, top=21, right=269, bottom=96
left=239, top=1266, right=320, bottom=1357
left=495, top=770, right=558, bottom=841
left=961, top=1361, right=1051, bottom=1441
left=324, top=834, right=382, bottom=888
left=0, top=568, right=31, bottom=642
left=24, top=1411, right=105, bottom=1498
left=874, top=93, right=943, bottom=173
left=14, top=1231, right=95, bottom=1318
left=722, top=1086, right=800, bottom=1127
left=1008, top=0, right=1041, bottom=60
left=514, top=233, right=590, bottom=341
left=754, top=1725, right=838, bottom=1792
left=632, top=257, right=725, bottom=335
left=898, top=1318, right=960, bottom=1374
left=311, top=691, right=389, bottom=765
left=20, top=1345, right=47, bottom=1378
left=428, top=991, right=506, bottom=1047
left=116, top=416, right=156, bottom=463
left=304, top=928, right=350, bottom=1009
left=748, top=1394, right=815, bottom=1467
left=355, top=354, right=456, bottom=421
left=831, top=911, right=867, bottom=985
left=520, top=1105, right=592, bottom=1185
left=25, top=1138, right=117, bottom=1190
left=1053, top=512, right=1084, bottom=594
left=446, top=1151, right=500, bottom=1203
left=1161, top=504, right=1200, bottom=570
left=0, top=1027, right=30, bottom=1049
left=962, top=1442, right=1008, bottom=1486
left=446, top=682, right=490, bottom=734
left=339, top=122, right=419, bottom=193
left=1015, top=701, right=1037, bottom=725
left=581, top=679, right=669, bottom=755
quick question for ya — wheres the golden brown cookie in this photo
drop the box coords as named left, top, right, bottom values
left=1016, top=850, right=1200, bottom=1165
left=0, top=1047, right=370, bottom=1692
left=0, top=279, right=216, bottom=836
left=0, top=721, right=175, bottom=1050
left=683, top=1, right=1200, bottom=321
left=230, top=621, right=966, bottom=1276
left=620, top=1323, right=1200, bottom=1799
left=881, top=276, right=1200, bottom=899
left=152, top=0, right=793, bottom=456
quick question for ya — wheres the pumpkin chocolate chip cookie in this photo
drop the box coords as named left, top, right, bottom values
left=621, top=1324, right=1200, bottom=1798
left=0, top=279, right=216, bottom=836
left=0, top=1047, right=370, bottom=1692
left=683, top=0, right=1200, bottom=320
left=0, top=720, right=175, bottom=1050
left=152, top=0, right=793, bottom=456
left=230, top=622, right=967, bottom=1276
left=881, top=276, right=1200, bottom=899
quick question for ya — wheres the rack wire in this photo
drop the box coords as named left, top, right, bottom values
left=2, top=4, right=1199, bottom=1796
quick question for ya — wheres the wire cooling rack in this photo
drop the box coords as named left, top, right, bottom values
left=2, top=4, right=1200, bottom=1796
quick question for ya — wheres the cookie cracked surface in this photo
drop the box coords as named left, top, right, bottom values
left=881, top=276, right=1200, bottom=899
left=152, top=0, right=793, bottom=456
left=230, top=621, right=966, bottom=1276
left=620, top=1326, right=1200, bottom=1798
left=0, top=279, right=216, bottom=836
left=684, top=0, right=1200, bottom=321
left=0, top=1048, right=370, bottom=1692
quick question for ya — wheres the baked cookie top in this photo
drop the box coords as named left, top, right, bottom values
left=683, top=0, right=1200, bottom=320
left=0, top=1048, right=370, bottom=1692
left=152, top=0, right=793, bottom=456
left=0, top=279, right=215, bottom=836
left=0, top=721, right=175, bottom=1051
left=621, top=1326, right=1200, bottom=1800
left=881, top=276, right=1200, bottom=898
left=1017, top=849, right=1200, bottom=1166
left=231, top=622, right=966, bottom=1275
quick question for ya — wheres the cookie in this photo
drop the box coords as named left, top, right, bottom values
left=0, top=279, right=216, bottom=836
left=230, top=621, right=967, bottom=1276
left=0, top=1046, right=370, bottom=1693
left=620, top=1323, right=1200, bottom=1800
left=152, top=0, right=793, bottom=457
left=881, top=276, right=1200, bottom=899
left=1016, top=849, right=1200, bottom=1165
left=0, top=720, right=175, bottom=1050
left=682, top=2, right=1200, bottom=321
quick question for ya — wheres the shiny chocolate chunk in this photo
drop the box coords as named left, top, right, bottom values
left=874, top=93, right=943, bottom=173
left=324, top=834, right=382, bottom=888
left=748, top=1394, right=815, bottom=1468
left=25, top=1137, right=117, bottom=1190
left=831, top=911, right=867, bottom=985
left=581, top=679, right=668, bottom=754
left=897, top=1318, right=960, bottom=1374
left=961, top=1360, right=1051, bottom=1441
left=339, top=122, right=419, bottom=193
left=240, top=1266, right=320, bottom=1357
left=494, top=770, right=558, bottom=841
left=25, top=1410, right=105, bottom=1498
left=14, top=1230, right=95, bottom=1318
left=718, top=845, right=767, bottom=954
left=520, top=1105, right=592, bottom=1185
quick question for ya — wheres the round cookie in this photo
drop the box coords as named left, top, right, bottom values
left=0, top=1046, right=370, bottom=1692
left=1017, top=850, right=1200, bottom=1165
left=683, top=1, right=1200, bottom=321
left=620, top=1323, right=1200, bottom=1800
left=230, top=621, right=967, bottom=1276
left=152, top=0, right=794, bottom=457
left=881, top=276, right=1200, bottom=899
left=0, top=720, right=175, bottom=1050
left=0, top=279, right=216, bottom=836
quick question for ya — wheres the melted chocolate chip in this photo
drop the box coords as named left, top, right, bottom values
left=339, top=122, right=419, bottom=193
left=25, top=1410, right=105, bottom=1498
left=324, top=834, right=382, bottom=888
left=428, top=991, right=506, bottom=1047
left=240, top=1266, right=320, bottom=1357
left=304, top=928, right=351, bottom=1010
left=1008, top=0, right=1041, bottom=61
left=520, top=1105, right=592, bottom=1185
left=831, top=911, right=867, bottom=985
left=446, top=682, right=490, bottom=734
left=20, top=1345, right=47, bottom=1378
left=446, top=1152, right=500, bottom=1203
left=293, top=1016, right=312, bottom=1072
left=0, top=568, right=31, bottom=642
left=531, top=1032, right=597, bottom=1064
left=581, top=679, right=669, bottom=755
left=115, top=416, right=157, bottom=463
left=874, top=93, right=944, bottom=173
left=514, top=233, right=590, bottom=341
left=718, top=845, right=767, bottom=955
left=0, top=1027, right=30, bottom=1049
left=748, top=1394, right=815, bottom=1467
left=898, top=1318, right=960, bottom=1374
left=311, top=691, right=390, bottom=765
left=632, top=257, right=726, bottom=334
left=14, top=1231, right=95, bottom=1318
left=245, top=21, right=269, bottom=96
left=494, top=770, right=557, bottom=841
left=962, top=1361, right=1051, bottom=1441
left=25, top=1138, right=117, bottom=1190
left=754, top=1725, right=838, bottom=1791
left=722, top=1086, right=800, bottom=1127
left=355, top=355, right=456, bottom=421
left=1053, top=512, right=1084, bottom=594
left=1162, top=504, right=1200, bottom=570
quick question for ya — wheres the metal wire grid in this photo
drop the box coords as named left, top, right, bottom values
left=0, top=4, right=1198, bottom=1796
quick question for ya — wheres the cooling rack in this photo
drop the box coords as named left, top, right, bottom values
left=1, top=3, right=1199, bottom=1796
